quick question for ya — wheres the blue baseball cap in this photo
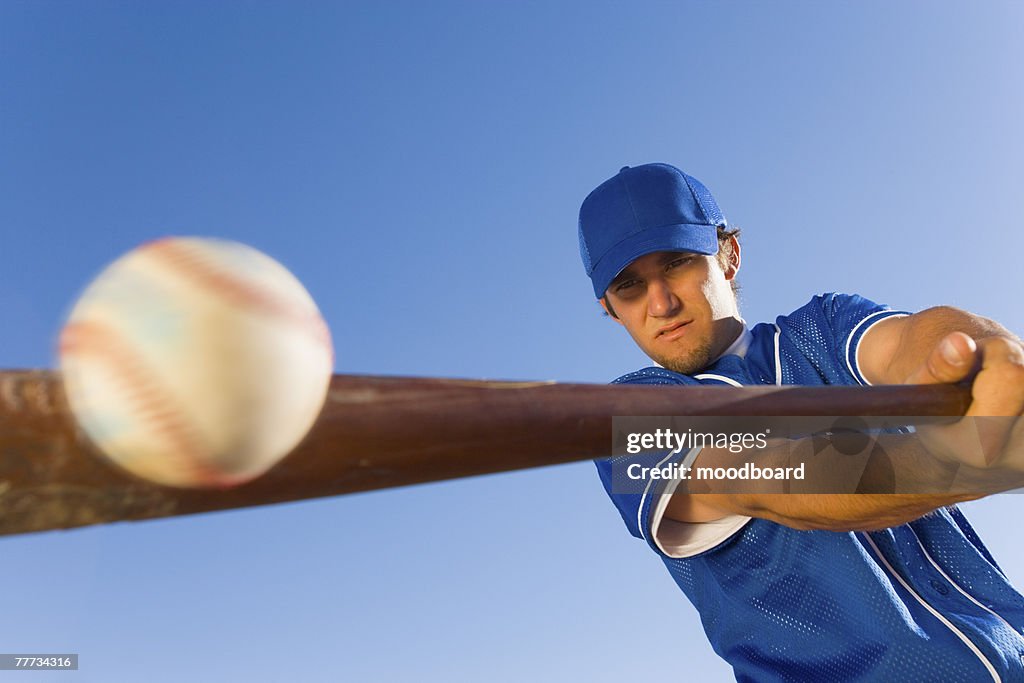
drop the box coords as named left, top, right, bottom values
left=578, top=163, right=728, bottom=298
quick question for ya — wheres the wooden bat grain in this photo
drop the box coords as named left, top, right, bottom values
left=0, top=370, right=971, bottom=536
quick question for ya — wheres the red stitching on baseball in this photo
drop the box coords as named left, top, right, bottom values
left=60, top=321, right=239, bottom=487
left=146, top=239, right=334, bottom=361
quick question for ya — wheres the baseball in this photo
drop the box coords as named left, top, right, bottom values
left=58, top=237, right=333, bottom=488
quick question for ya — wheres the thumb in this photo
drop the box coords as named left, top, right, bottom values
left=903, top=332, right=978, bottom=385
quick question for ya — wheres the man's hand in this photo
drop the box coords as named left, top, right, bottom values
left=904, top=331, right=1024, bottom=469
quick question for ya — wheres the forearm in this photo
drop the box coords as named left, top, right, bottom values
left=671, top=432, right=1021, bottom=531
left=706, top=493, right=983, bottom=532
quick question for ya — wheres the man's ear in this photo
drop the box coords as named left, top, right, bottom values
left=599, top=296, right=623, bottom=323
left=724, top=235, right=741, bottom=280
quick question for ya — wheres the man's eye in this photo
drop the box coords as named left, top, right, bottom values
left=615, top=280, right=638, bottom=292
left=667, top=256, right=692, bottom=270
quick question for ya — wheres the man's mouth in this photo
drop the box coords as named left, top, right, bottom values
left=657, top=321, right=691, bottom=341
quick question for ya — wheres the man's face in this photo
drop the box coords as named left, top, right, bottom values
left=600, top=240, right=742, bottom=375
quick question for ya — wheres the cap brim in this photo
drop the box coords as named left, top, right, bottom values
left=590, top=224, right=720, bottom=298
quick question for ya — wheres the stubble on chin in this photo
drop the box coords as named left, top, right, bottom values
left=654, top=338, right=716, bottom=376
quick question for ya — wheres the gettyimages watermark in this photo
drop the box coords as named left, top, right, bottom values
left=608, top=415, right=1024, bottom=496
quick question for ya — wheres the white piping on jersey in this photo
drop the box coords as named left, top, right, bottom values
left=845, top=311, right=909, bottom=386
left=637, top=448, right=685, bottom=543
left=643, top=367, right=749, bottom=539
left=773, top=324, right=782, bottom=386
left=693, top=374, right=743, bottom=387
left=859, top=532, right=1000, bottom=682
left=905, top=524, right=1022, bottom=638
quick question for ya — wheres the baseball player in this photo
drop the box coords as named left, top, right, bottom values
left=579, top=163, right=1024, bottom=682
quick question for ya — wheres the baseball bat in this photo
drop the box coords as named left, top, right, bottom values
left=0, top=370, right=971, bottom=537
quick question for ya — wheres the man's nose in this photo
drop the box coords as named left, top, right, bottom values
left=647, top=279, right=681, bottom=317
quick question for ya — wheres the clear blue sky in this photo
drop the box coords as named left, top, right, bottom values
left=2, top=2, right=1023, bottom=681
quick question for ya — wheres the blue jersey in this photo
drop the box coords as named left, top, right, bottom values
left=596, top=293, right=1024, bottom=682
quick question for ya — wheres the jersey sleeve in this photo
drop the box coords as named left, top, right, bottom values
left=777, top=293, right=910, bottom=386
left=594, top=367, right=752, bottom=559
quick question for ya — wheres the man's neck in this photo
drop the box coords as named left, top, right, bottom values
left=710, top=317, right=748, bottom=363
